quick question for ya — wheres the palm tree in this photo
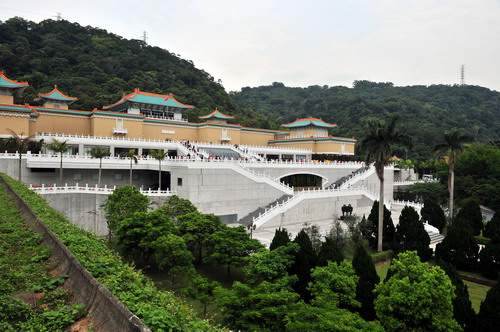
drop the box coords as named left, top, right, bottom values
left=434, top=128, right=474, bottom=219
left=121, top=149, right=138, bottom=185
left=89, top=146, right=109, bottom=186
left=149, top=149, right=168, bottom=190
left=7, top=129, right=35, bottom=181
left=356, top=117, right=412, bottom=252
left=46, top=138, right=70, bottom=184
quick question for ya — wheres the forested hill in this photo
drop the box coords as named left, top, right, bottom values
left=231, top=81, right=500, bottom=157
left=0, top=17, right=273, bottom=127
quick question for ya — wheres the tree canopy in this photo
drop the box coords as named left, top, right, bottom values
left=374, top=251, right=460, bottom=331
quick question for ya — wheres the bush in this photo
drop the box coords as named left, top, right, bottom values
left=371, top=250, right=394, bottom=264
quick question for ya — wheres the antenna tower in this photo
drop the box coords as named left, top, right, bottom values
left=460, top=65, right=465, bottom=85
left=54, top=12, right=63, bottom=20
left=142, top=31, right=148, bottom=45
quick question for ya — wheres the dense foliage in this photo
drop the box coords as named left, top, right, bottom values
left=363, top=201, right=395, bottom=251
left=232, top=81, right=500, bottom=158
left=1, top=174, right=220, bottom=331
left=393, top=206, right=432, bottom=261
left=477, top=282, right=500, bottom=331
left=374, top=251, right=460, bottom=331
left=0, top=17, right=273, bottom=128
left=437, top=260, right=478, bottom=331
left=352, top=243, right=380, bottom=321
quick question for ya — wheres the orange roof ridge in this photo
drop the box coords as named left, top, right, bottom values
left=37, top=85, right=77, bottom=100
left=0, top=72, right=29, bottom=86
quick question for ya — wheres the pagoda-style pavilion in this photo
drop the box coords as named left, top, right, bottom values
left=0, top=71, right=29, bottom=105
left=34, top=85, right=77, bottom=110
left=198, top=108, right=234, bottom=124
left=103, top=88, right=193, bottom=121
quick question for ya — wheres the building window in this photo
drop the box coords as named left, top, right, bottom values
left=115, top=173, right=123, bottom=180
left=73, top=173, right=82, bottom=181
left=177, top=177, right=183, bottom=186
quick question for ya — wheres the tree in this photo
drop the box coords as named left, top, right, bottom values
left=88, top=146, right=109, bottom=186
left=183, top=276, right=220, bottom=318
left=484, top=212, right=500, bottom=239
left=374, top=251, right=460, bottom=331
left=157, top=195, right=198, bottom=224
left=356, top=116, right=412, bottom=252
left=149, top=149, right=168, bottom=190
left=393, top=206, right=432, bottom=261
left=308, top=260, right=360, bottom=310
left=206, top=225, right=263, bottom=277
left=243, top=242, right=299, bottom=285
left=352, top=242, right=380, bottom=321
left=215, top=277, right=299, bottom=331
left=269, top=227, right=290, bottom=250
left=285, top=302, right=384, bottom=332
left=364, top=201, right=395, bottom=251
left=455, top=199, right=484, bottom=236
left=434, top=128, right=474, bottom=219
left=302, top=223, right=322, bottom=253
left=7, top=129, right=34, bottom=182
left=438, top=260, right=478, bottom=331
left=289, top=230, right=318, bottom=301
left=114, top=210, right=175, bottom=262
left=120, top=148, right=138, bottom=185
left=317, top=237, right=344, bottom=267
left=103, top=185, right=149, bottom=237
left=46, top=138, right=70, bottom=184
left=152, top=233, right=194, bottom=282
left=421, top=198, right=446, bottom=232
left=477, top=282, right=500, bottom=331
left=478, top=237, right=500, bottom=279
left=177, top=212, right=224, bottom=264
left=435, top=218, right=479, bottom=270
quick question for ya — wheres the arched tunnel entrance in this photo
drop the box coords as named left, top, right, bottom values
left=280, top=173, right=325, bottom=191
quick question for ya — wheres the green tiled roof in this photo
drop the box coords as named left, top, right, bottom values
left=282, top=117, right=337, bottom=128
left=38, top=87, right=77, bottom=102
left=0, top=72, right=29, bottom=89
left=103, top=89, right=194, bottom=110
left=199, top=109, right=234, bottom=120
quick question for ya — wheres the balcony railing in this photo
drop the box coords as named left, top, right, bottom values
left=112, top=128, right=128, bottom=135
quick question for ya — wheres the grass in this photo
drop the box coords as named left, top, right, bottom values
left=375, top=262, right=390, bottom=281
left=463, top=280, right=490, bottom=313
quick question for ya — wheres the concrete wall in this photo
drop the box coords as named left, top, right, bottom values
left=262, top=192, right=374, bottom=228
left=173, top=166, right=286, bottom=220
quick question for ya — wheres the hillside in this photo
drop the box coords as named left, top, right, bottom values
left=231, top=81, right=500, bottom=158
left=0, top=17, right=273, bottom=128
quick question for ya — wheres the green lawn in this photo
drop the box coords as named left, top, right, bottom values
left=463, top=280, right=490, bottom=313
left=375, top=263, right=390, bottom=281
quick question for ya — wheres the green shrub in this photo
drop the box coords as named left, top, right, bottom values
left=371, top=250, right=394, bottom=264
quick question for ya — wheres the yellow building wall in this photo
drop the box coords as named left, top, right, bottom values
left=44, top=102, right=69, bottom=110
left=269, top=141, right=316, bottom=151
left=0, top=95, right=14, bottom=105
left=240, top=131, right=275, bottom=146
left=198, top=126, right=225, bottom=143
left=34, top=113, right=90, bottom=135
left=344, top=142, right=355, bottom=154
left=143, top=123, right=199, bottom=141
left=0, top=114, right=30, bottom=136
left=315, top=141, right=342, bottom=153
left=91, top=117, right=116, bottom=137
left=122, top=119, right=143, bottom=138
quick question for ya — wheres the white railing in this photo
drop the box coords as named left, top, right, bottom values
left=29, top=183, right=177, bottom=196
left=338, top=165, right=375, bottom=189
left=233, top=163, right=294, bottom=194
left=252, top=186, right=376, bottom=228
left=239, top=144, right=311, bottom=152
left=391, top=199, right=424, bottom=211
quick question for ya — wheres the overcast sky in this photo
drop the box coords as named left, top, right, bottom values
left=1, top=0, right=499, bottom=92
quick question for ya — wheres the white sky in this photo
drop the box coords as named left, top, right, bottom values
left=1, top=0, right=499, bottom=92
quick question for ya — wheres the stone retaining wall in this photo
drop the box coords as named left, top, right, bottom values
left=0, top=176, right=150, bottom=332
